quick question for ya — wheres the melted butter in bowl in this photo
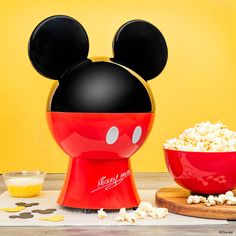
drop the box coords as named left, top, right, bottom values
left=3, top=171, right=46, bottom=197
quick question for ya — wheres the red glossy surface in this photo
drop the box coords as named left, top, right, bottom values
left=47, top=112, right=154, bottom=159
left=47, top=112, right=154, bottom=209
left=57, top=158, right=140, bottom=209
left=164, top=149, right=236, bottom=194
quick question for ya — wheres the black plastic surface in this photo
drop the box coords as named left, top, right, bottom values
left=28, top=15, right=89, bottom=79
left=112, top=20, right=168, bottom=81
left=51, top=62, right=152, bottom=112
left=28, top=16, right=169, bottom=112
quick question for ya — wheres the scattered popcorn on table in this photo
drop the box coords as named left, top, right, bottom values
left=187, top=191, right=236, bottom=206
left=137, top=202, right=168, bottom=219
left=115, top=202, right=168, bottom=223
left=126, top=213, right=136, bottom=223
left=97, top=208, right=107, bottom=219
left=115, top=207, right=135, bottom=223
left=164, top=121, right=236, bottom=152
left=134, top=209, right=147, bottom=219
left=138, top=201, right=153, bottom=212
left=118, top=208, right=126, bottom=218
left=148, top=207, right=168, bottom=219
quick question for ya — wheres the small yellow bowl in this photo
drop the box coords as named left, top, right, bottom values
left=3, top=171, right=46, bottom=198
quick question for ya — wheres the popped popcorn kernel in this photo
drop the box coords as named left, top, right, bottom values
left=164, top=121, right=236, bottom=152
left=116, top=208, right=136, bottom=223
left=97, top=208, right=107, bottom=219
left=138, top=201, right=153, bottom=212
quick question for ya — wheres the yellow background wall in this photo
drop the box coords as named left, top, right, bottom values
left=0, top=0, right=236, bottom=173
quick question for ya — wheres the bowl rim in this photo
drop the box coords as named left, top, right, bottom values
left=163, top=147, right=236, bottom=154
left=2, top=171, right=46, bottom=178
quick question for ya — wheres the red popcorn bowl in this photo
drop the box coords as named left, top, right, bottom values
left=164, top=148, right=236, bottom=194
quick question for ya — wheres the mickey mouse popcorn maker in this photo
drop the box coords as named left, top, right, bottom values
left=28, top=16, right=168, bottom=209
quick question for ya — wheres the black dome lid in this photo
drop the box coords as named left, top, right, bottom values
left=50, top=62, right=153, bottom=112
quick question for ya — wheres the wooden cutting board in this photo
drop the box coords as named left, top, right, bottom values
left=155, top=185, right=236, bottom=220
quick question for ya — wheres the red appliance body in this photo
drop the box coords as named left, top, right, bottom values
left=28, top=15, right=168, bottom=210
left=47, top=112, right=154, bottom=209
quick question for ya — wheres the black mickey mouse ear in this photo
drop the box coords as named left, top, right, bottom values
left=112, top=20, right=168, bottom=81
left=28, top=15, right=89, bottom=80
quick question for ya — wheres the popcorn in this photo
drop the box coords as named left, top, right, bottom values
left=148, top=207, right=168, bottom=219
left=206, top=195, right=216, bottom=206
left=115, top=202, right=168, bottom=223
left=164, top=121, right=236, bottom=152
left=126, top=213, right=136, bottom=223
left=115, top=208, right=136, bottom=223
left=118, top=208, right=127, bottom=219
left=136, top=202, right=168, bottom=219
left=226, top=196, right=236, bottom=205
left=134, top=209, right=147, bottom=219
left=187, top=195, right=206, bottom=204
left=187, top=191, right=236, bottom=206
left=225, top=191, right=234, bottom=197
left=97, top=208, right=107, bottom=219
left=216, top=194, right=227, bottom=205
left=138, top=201, right=153, bottom=212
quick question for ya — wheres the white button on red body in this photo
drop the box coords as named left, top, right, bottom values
left=132, top=126, right=142, bottom=144
left=106, top=126, right=119, bottom=144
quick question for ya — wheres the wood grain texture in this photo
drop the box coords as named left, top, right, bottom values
left=156, top=186, right=236, bottom=220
